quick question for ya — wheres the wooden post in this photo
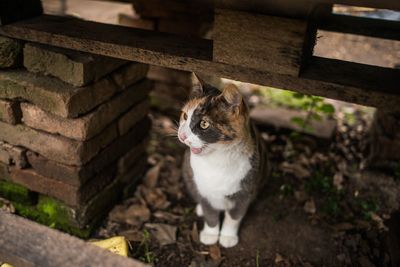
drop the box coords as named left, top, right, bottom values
left=0, top=0, right=43, bottom=25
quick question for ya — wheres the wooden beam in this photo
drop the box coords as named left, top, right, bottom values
left=0, top=0, right=43, bottom=25
left=1, top=14, right=399, bottom=111
left=0, top=211, right=148, bottom=267
left=319, top=14, right=400, bottom=40
left=213, top=9, right=308, bottom=76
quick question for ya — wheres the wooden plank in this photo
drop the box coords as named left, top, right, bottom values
left=213, top=9, right=307, bottom=76
left=0, top=0, right=43, bottom=25
left=0, top=211, right=148, bottom=267
left=1, top=14, right=399, bottom=111
left=0, top=15, right=212, bottom=61
left=319, top=14, right=400, bottom=40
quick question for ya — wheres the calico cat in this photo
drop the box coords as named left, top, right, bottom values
left=178, top=76, right=269, bottom=248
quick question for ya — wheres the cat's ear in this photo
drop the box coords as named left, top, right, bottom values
left=191, top=73, right=219, bottom=98
left=220, top=84, right=242, bottom=108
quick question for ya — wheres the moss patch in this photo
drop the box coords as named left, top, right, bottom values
left=0, top=180, right=37, bottom=204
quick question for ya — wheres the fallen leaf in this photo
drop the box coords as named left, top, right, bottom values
left=280, top=162, right=310, bottom=179
left=109, top=204, right=150, bottom=226
left=118, top=229, right=144, bottom=242
left=275, top=253, right=284, bottom=263
left=333, top=222, right=354, bottom=232
left=154, top=210, right=181, bottom=222
left=191, top=222, right=199, bottom=243
left=142, top=187, right=170, bottom=210
left=143, top=162, right=162, bottom=188
left=145, top=223, right=177, bottom=246
left=333, top=172, right=344, bottom=190
left=304, top=199, right=316, bottom=214
left=209, top=245, right=221, bottom=261
left=294, top=190, right=308, bottom=203
left=90, top=236, right=128, bottom=257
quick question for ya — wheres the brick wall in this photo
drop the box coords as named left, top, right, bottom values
left=0, top=36, right=150, bottom=237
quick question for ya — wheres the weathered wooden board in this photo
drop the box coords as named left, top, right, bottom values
left=0, top=211, right=148, bottom=267
left=0, top=0, right=43, bottom=25
left=1, top=14, right=399, bottom=111
left=213, top=9, right=308, bottom=76
left=319, top=14, right=400, bottom=40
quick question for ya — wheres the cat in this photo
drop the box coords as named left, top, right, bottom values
left=178, top=75, right=269, bottom=248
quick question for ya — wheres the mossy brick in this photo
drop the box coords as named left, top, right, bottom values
left=9, top=160, right=146, bottom=238
left=21, top=80, right=150, bottom=141
left=0, top=141, right=27, bottom=168
left=11, top=198, right=92, bottom=238
left=0, top=36, right=22, bottom=68
left=0, top=99, right=21, bottom=124
left=0, top=121, right=118, bottom=166
left=0, top=65, right=145, bottom=118
left=10, top=165, right=117, bottom=207
left=0, top=180, right=37, bottom=205
left=26, top=118, right=151, bottom=186
left=24, top=43, right=127, bottom=87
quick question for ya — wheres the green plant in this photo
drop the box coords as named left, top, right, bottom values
left=280, top=183, right=294, bottom=197
left=359, top=199, right=379, bottom=220
left=255, top=249, right=260, bottom=267
left=136, top=229, right=155, bottom=264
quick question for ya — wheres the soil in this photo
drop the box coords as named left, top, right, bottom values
left=94, top=105, right=400, bottom=267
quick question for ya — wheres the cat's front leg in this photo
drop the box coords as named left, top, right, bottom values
left=219, top=211, right=242, bottom=248
left=219, top=199, right=250, bottom=248
left=199, top=200, right=220, bottom=245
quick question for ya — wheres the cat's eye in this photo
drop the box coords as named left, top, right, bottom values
left=200, top=120, right=209, bottom=129
left=182, top=112, right=188, bottom=120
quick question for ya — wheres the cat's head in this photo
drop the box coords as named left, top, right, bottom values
left=177, top=75, right=249, bottom=155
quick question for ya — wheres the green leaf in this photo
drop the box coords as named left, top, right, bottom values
left=291, top=116, right=305, bottom=127
left=292, top=92, right=305, bottom=99
left=319, top=103, right=335, bottom=114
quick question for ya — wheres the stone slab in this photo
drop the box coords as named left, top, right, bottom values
left=21, top=80, right=150, bottom=140
left=0, top=99, right=21, bottom=124
left=27, top=118, right=151, bottom=186
left=0, top=162, right=10, bottom=181
left=250, top=106, right=336, bottom=139
left=0, top=121, right=118, bottom=166
left=24, top=43, right=127, bottom=87
left=0, top=141, right=27, bottom=168
left=0, top=36, right=22, bottom=68
left=0, top=64, right=146, bottom=118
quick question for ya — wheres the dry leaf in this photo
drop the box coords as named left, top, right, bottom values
left=294, top=190, right=308, bottom=203
left=118, top=229, right=144, bottom=242
left=280, top=162, right=310, bottom=179
left=109, top=204, right=150, bottom=226
left=191, top=222, right=199, bottom=243
left=304, top=199, right=316, bottom=214
left=153, top=211, right=181, bottom=222
left=333, top=172, right=343, bottom=190
left=275, top=253, right=284, bottom=263
left=144, top=162, right=162, bottom=188
left=141, top=187, right=170, bottom=210
left=209, top=245, right=221, bottom=261
left=145, top=223, right=177, bottom=246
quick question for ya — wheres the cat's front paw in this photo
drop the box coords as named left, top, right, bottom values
left=219, top=234, right=239, bottom=248
left=200, top=230, right=219, bottom=245
left=195, top=204, right=203, bottom=217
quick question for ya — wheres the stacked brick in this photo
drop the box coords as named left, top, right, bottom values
left=0, top=36, right=150, bottom=237
left=369, top=110, right=400, bottom=169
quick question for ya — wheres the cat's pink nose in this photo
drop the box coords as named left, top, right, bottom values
left=179, top=132, right=187, bottom=141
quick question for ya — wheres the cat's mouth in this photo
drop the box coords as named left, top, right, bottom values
left=190, top=147, right=203, bottom=154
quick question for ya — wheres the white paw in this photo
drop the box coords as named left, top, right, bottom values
left=200, top=230, right=219, bottom=245
left=219, top=235, right=238, bottom=248
left=196, top=204, right=203, bottom=217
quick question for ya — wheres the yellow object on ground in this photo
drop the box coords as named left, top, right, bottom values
left=90, top=236, right=129, bottom=257
left=1, top=263, right=13, bottom=267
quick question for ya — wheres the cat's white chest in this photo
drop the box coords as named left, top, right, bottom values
left=190, top=149, right=251, bottom=210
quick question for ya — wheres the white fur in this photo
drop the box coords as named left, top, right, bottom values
left=178, top=107, right=204, bottom=149
left=191, top=142, right=251, bottom=210
left=200, top=222, right=219, bottom=245
left=195, top=203, right=203, bottom=217
left=219, top=212, right=241, bottom=247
